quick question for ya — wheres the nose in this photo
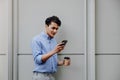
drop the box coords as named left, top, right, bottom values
left=53, top=29, right=57, bottom=33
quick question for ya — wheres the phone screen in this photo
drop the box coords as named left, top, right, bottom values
left=61, top=40, right=68, bottom=45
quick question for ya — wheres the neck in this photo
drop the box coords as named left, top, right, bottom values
left=44, top=30, right=53, bottom=39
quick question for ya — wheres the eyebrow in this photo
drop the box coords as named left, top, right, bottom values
left=52, top=27, right=58, bottom=29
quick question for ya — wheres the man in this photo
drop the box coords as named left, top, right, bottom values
left=31, top=16, right=70, bottom=80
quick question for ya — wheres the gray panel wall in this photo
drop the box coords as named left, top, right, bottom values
left=96, top=0, right=120, bottom=80
left=55, top=55, right=84, bottom=80
left=18, top=0, right=85, bottom=54
left=0, top=0, right=119, bottom=80
left=96, top=55, right=120, bottom=80
left=17, top=0, right=85, bottom=80
left=18, top=55, right=84, bottom=80
left=0, top=56, right=7, bottom=80
left=0, top=0, right=8, bottom=80
left=96, top=0, right=120, bottom=53
left=0, top=0, right=8, bottom=54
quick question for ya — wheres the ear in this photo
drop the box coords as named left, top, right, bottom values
left=45, top=24, right=49, bottom=27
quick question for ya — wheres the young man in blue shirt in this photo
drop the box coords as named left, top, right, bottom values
left=31, top=16, right=70, bottom=80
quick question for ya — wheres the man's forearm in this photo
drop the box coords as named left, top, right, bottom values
left=41, top=50, right=56, bottom=63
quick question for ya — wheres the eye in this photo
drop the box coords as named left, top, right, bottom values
left=51, top=27, right=58, bottom=30
left=55, top=28, right=58, bottom=30
left=51, top=27, right=55, bottom=29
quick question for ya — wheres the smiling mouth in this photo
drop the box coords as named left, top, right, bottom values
left=52, top=33, right=56, bottom=35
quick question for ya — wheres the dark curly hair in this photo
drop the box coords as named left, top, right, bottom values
left=45, top=16, right=61, bottom=26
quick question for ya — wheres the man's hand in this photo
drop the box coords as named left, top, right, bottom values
left=41, top=43, right=65, bottom=63
left=52, top=43, right=65, bottom=53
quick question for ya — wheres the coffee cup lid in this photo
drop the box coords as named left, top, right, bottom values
left=64, top=57, right=70, bottom=59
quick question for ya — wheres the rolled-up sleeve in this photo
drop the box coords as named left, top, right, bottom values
left=31, top=39, right=43, bottom=64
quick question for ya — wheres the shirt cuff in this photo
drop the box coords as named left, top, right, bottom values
left=36, top=55, right=43, bottom=64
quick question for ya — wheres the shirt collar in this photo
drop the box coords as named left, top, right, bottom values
left=41, top=31, right=53, bottom=40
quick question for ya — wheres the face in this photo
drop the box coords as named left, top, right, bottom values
left=46, top=22, right=59, bottom=38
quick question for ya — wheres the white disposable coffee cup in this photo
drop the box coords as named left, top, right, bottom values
left=64, top=57, right=70, bottom=66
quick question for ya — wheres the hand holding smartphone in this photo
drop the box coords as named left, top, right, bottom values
left=60, top=40, right=68, bottom=46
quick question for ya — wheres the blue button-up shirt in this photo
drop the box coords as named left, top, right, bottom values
left=31, top=31, right=58, bottom=73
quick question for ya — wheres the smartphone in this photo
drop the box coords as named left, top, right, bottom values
left=61, top=40, right=68, bottom=45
